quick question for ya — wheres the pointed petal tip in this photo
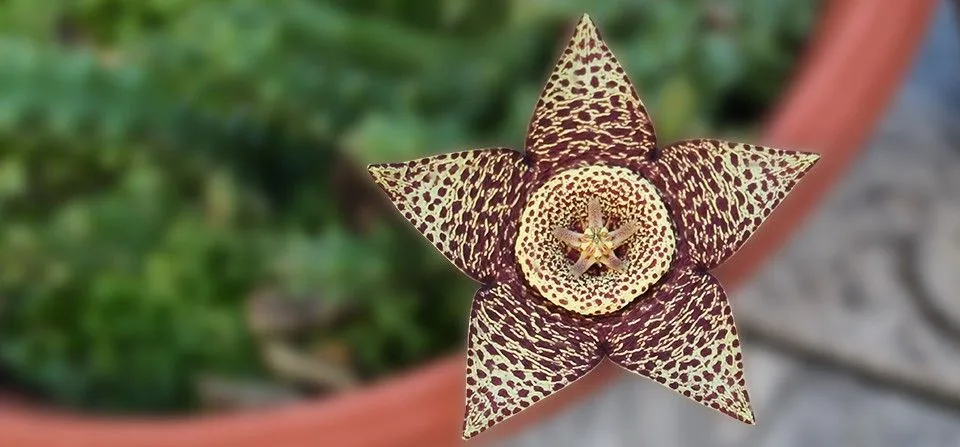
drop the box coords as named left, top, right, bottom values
left=366, top=162, right=401, bottom=186
left=461, top=421, right=489, bottom=441
left=366, top=162, right=409, bottom=204
left=574, top=13, right=600, bottom=38
left=787, top=149, right=821, bottom=180
left=366, top=162, right=384, bottom=177
left=706, top=391, right=756, bottom=426
left=725, top=388, right=756, bottom=425
left=366, top=165, right=384, bottom=190
left=796, top=149, right=822, bottom=168
left=733, top=394, right=757, bottom=424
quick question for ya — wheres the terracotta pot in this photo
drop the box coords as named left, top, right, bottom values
left=0, top=1, right=938, bottom=446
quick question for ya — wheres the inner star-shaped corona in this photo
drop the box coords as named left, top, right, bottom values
left=553, top=197, right=640, bottom=276
left=367, top=14, right=820, bottom=440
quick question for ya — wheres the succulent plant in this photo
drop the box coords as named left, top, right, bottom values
left=369, top=16, right=819, bottom=438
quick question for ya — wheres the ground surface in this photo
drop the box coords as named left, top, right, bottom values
left=502, top=2, right=960, bottom=446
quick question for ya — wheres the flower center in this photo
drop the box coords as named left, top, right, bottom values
left=552, top=197, right=640, bottom=276
left=515, top=165, right=676, bottom=316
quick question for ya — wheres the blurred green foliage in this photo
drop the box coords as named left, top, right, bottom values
left=0, top=0, right=816, bottom=413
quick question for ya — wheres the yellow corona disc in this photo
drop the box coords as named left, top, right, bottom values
left=515, top=165, right=676, bottom=316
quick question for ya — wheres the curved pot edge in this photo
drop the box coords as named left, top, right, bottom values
left=0, top=1, right=940, bottom=446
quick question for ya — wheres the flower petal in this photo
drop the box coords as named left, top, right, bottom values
left=525, top=14, right=657, bottom=176
left=464, top=281, right=603, bottom=439
left=368, top=148, right=529, bottom=283
left=650, top=139, right=819, bottom=269
left=602, top=267, right=754, bottom=424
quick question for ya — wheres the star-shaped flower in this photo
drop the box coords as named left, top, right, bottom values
left=368, top=15, right=819, bottom=440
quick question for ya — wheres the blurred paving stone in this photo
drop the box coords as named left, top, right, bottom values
left=500, top=3, right=960, bottom=446
left=916, top=204, right=960, bottom=328
left=751, top=369, right=960, bottom=447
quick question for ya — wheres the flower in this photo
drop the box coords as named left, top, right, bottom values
left=368, top=14, right=819, bottom=440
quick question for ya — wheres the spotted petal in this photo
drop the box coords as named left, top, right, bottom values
left=464, top=281, right=603, bottom=439
left=368, top=149, right=529, bottom=283
left=649, top=139, right=819, bottom=269
left=525, top=14, right=657, bottom=176
left=603, top=266, right=754, bottom=424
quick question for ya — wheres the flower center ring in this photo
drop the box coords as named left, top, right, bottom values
left=515, top=165, right=676, bottom=315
